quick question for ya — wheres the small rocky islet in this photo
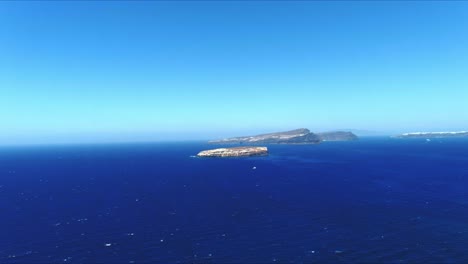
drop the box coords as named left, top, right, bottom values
left=197, top=146, right=268, bottom=157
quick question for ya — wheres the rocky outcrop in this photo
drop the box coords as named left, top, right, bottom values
left=197, top=147, right=268, bottom=157
left=317, top=131, right=358, bottom=141
left=395, top=131, right=468, bottom=138
left=209, top=128, right=321, bottom=144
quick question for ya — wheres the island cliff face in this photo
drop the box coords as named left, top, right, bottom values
left=209, top=128, right=321, bottom=144
left=395, top=131, right=468, bottom=138
left=317, top=131, right=359, bottom=141
left=209, top=128, right=358, bottom=144
left=197, top=147, right=268, bottom=157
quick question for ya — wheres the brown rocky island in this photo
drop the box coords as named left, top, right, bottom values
left=197, top=146, right=268, bottom=157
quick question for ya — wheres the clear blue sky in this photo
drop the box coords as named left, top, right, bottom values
left=1, top=1, right=468, bottom=144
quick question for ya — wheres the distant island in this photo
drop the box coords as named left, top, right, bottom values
left=209, top=128, right=358, bottom=144
left=197, top=146, right=268, bottom=157
left=395, top=131, right=468, bottom=138
left=317, top=131, right=358, bottom=141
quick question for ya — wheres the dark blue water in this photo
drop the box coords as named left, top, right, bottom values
left=1, top=138, right=468, bottom=263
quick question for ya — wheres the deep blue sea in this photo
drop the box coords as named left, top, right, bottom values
left=1, top=138, right=468, bottom=263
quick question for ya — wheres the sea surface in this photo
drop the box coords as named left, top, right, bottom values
left=1, top=138, right=468, bottom=263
